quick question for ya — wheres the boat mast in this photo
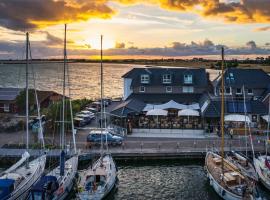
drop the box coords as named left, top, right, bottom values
left=266, top=98, right=270, bottom=157
left=26, top=32, right=29, bottom=155
left=221, top=46, right=225, bottom=174
left=100, top=35, right=104, bottom=154
left=243, top=85, right=248, bottom=158
left=61, top=24, right=67, bottom=150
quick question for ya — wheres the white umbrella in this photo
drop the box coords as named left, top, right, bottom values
left=146, top=109, right=168, bottom=129
left=146, top=109, right=168, bottom=116
left=224, top=114, right=251, bottom=123
left=178, top=109, right=200, bottom=116
left=262, top=115, right=270, bottom=122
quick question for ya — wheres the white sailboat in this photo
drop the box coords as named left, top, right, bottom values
left=0, top=32, right=46, bottom=200
left=27, top=24, right=78, bottom=200
left=254, top=97, right=270, bottom=190
left=77, top=35, right=117, bottom=200
left=205, top=47, right=259, bottom=200
left=226, top=85, right=258, bottom=182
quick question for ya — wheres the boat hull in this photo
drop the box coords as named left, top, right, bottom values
left=254, top=156, right=270, bottom=191
left=5, top=155, right=46, bottom=200
left=205, top=152, right=245, bottom=200
left=77, top=154, right=117, bottom=200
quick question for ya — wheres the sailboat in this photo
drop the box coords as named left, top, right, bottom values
left=254, top=97, right=270, bottom=190
left=0, top=32, right=46, bottom=200
left=205, top=47, right=259, bottom=200
left=27, top=24, right=78, bottom=200
left=76, top=35, right=117, bottom=200
left=226, top=85, right=258, bottom=182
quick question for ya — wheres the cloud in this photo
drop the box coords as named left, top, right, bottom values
left=0, top=0, right=270, bottom=32
left=246, top=40, right=257, bottom=49
left=254, top=26, right=270, bottom=32
left=1, top=39, right=270, bottom=59
left=0, top=0, right=115, bottom=31
left=113, top=0, right=270, bottom=24
left=115, top=42, right=125, bottom=48
left=44, top=32, right=63, bottom=46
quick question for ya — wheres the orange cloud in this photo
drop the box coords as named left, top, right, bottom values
left=114, top=0, right=270, bottom=24
left=254, top=26, right=270, bottom=32
left=0, top=0, right=116, bottom=31
left=0, top=0, right=269, bottom=32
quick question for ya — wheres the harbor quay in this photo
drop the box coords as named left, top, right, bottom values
left=0, top=129, right=267, bottom=160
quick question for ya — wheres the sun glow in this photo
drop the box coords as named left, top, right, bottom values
left=85, top=36, right=115, bottom=50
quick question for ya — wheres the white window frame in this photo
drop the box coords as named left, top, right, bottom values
left=163, top=74, right=172, bottom=84
left=182, top=86, right=194, bottom=93
left=139, top=86, right=145, bottom=93
left=184, top=74, right=193, bottom=84
left=141, top=74, right=150, bottom=84
left=219, top=87, right=232, bottom=95
left=4, top=103, right=10, bottom=112
left=166, top=86, right=172, bottom=93
left=247, top=88, right=253, bottom=95
left=236, top=88, right=242, bottom=95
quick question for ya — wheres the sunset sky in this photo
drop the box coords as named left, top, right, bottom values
left=0, top=0, right=269, bottom=59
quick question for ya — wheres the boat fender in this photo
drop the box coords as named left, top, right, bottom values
left=209, top=178, right=213, bottom=186
left=222, top=190, right=226, bottom=196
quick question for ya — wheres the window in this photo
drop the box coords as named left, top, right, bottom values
left=225, top=87, right=231, bottom=94
left=4, top=104, right=9, bottom=112
left=183, top=86, right=194, bottom=93
left=236, top=88, right=242, bottom=95
left=219, top=87, right=232, bottom=95
left=163, top=74, right=172, bottom=84
left=247, top=89, right=253, bottom=95
left=139, top=86, right=145, bottom=92
left=166, top=86, right=172, bottom=93
left=184, top=74, right=193, bottom=84
left=141, top=74, right=149, bottom=84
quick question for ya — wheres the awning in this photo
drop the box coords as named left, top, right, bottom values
left=262, top=115, right=270, bottom=122
left=146, top=109, right=168, bottom=116
left=224, top=114, right=251, bottom=123
left=143, top=100, right=199, bottom=111
left=178, top=109, right=200, bottom=116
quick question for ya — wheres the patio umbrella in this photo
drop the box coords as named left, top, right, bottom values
left=224, top=114, right=251, bottom=123
left=146, top=109, right=168, bottom=116
left=262, top=115, right=270, bottom=122
left=178, top=109, right=200, bottom=116
left=146, top=109, right=168, bottom=128
left=178, top=109, right=200, bottom=125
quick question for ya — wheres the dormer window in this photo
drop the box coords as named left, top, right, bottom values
left=141, top=74, right=149, bottom=84
left=184, top=74, right=193, bottom=84
left=163, top=74, right=172, bottom=84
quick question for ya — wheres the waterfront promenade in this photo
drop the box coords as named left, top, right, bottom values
left=0, top=129, right=266, bottom=160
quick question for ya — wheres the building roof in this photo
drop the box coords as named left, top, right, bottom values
left=202, top=99, right=268, bottom=117
left=0, top=87, right=64, bottom=103
left=127, top=93, right=202, bottom=104
left=110, top=98, right=146, bottom=117
left=122, top=67, right=208, bottom=87
left=215, top=68, right=270, bottom=88
left=0, top=88, right=23, bottom=101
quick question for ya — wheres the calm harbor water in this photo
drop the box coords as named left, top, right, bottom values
left=0, top=62, right=220, bottom=100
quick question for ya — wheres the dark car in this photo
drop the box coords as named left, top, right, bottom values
left=87, top=130, right=124, bottom=146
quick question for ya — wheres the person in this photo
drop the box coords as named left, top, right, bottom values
left=229, top=128, right=233, bottom=139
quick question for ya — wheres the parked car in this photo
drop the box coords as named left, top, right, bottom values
left=74, top=117, right=87, bottom=127
left=87, top=130, right=124, bottom=146
left=86, top=107, right=98, bottom=113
